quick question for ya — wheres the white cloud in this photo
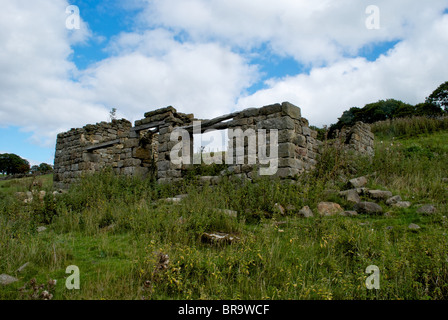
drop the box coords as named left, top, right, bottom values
left=83, top=29, right=258, bottom=121
left=0, top=0, right=106, bottom=148
left=0, top=1, right=258, bottom=150
left=0, top=0, right=447, bottom=159
left=237, top=13, right=448, bottom=126
left=139, top=0, right=448, bottom=64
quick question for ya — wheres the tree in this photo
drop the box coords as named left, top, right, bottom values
left=362, top=99, right=414, bottom=122
left=329, top=99, right=413, bottom=137
left=38, top=163, right=53, bottom=174
left=415, top=102, right=444, bottom=117
left=0, top=153, right=30, bottom=175
left=109, top=107, right=117, bottom=121
left=30, top=165, right=40, bottom=173
left=426, top=81, right=448, bottom=112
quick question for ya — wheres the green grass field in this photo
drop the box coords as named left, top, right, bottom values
left=1, top=121, right=447, bottom=300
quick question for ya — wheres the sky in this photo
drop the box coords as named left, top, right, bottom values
left=0, top=0, right=447, bottom=165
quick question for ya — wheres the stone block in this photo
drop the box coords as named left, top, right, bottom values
left=122, top=167, right=136, bottom=175
left=157, top=160, right=171, bottom=172
left=293, top=135, right=307, bottom=147
left=144, top=106, right=176, bottom=118
left=278, top=129, right=296, bottom=143
left=281, top=102, right=301, bottom=120
left=124, top=158, right=141, bottom=167
left=166, top=170, right=182, bottom=178
left=123, top=138, right=139, bottom=148
left=257, top=117, right=295, bottom=130
left=278, top=158, right=303, bottom=169
left=135, top=166, right=149, bottom=177
left=133, top=147, right=151, bottom=159
left=302, top=126, right=311, bottom=136
left=274, top=168, right=300, bottom=178
left=240, top=107, right=259, bottom=118
left=259, top=103, right=282, bottom=115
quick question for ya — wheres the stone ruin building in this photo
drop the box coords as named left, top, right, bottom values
left=53, top=102, right=374, bottom=189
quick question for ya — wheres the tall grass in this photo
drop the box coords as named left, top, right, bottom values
left=371, top=116, right=448, bottom=139
left=1, top=130, right=448, bottom=300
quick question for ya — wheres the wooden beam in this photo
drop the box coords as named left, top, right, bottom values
left=131, top=121, right=165, bottom=132
left=85, top=139, right=120, bottom=152
left=180, top=111, right=240, bottom=132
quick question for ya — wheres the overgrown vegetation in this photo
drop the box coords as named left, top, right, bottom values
left=371, top=116, right=448, bottom=140
left=329, top=81, right=448, bottom=137
left=1, top=117, right=447, bottom=300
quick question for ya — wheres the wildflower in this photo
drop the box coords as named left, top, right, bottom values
left=48, top=279, right=57, bottom=287
left=41, top=290, right=53, bottom=300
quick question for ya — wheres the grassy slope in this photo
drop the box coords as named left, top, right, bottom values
left=0, top=174, right=53, bottom=193
left=0, top=131, right=447, bottom=300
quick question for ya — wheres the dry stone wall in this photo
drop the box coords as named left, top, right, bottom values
left=53, top=102, right=374, bottom=188
left=336, top=121, right=375, bottom=156
left=223, top=102, right=321, bottom=180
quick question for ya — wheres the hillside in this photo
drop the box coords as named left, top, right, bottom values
left=1, top=120, right=447, bottom=300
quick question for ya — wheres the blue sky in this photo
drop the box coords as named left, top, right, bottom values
left=0, top=0, right=447, bottom=165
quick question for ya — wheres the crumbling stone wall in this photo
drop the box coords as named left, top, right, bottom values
left=223, top=102, right=321, bottom=180
left=137, top=106, right=195, bottom=183
left=54, top=119, right=135, bottom=190
left=53, top=102, right=374, bottom=189
left=337, top=122, right=375, bottom=156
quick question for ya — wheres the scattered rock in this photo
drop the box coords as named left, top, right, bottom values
left=386, top=195, right=402, bottom=205
left=0, top=274, right=18, bottom=286
left=38, top=191, right=46, bottom=200
left=386, top=226, right=394, bottom=230
left=339, top=189, right=361, bottom=203
left=384, top=212, right=393, bottom=217
left=354, top=202, right=383, bottom=215
left=201, top=232, right=239, bottom=245
left=37, top=226, right=47, bottom=233
left=317, top=202, right=344, bottom=216
left=161, top=197, right=182, bottom=203
left=349, top=176, right=368, bottom=188
left=298, top=206, right=314, bottom=218
left=340, top=211, right=358, bottom=217
left=408, top=223, right=421, bottom=230
left=368, top=190, right=393, bottom=200
left=16, top=262, right=29, bottom=273
left=274, top=203, right=286, bottom=215
left=199, top=176, right=213, bottom=183
left=356, top=188, right=370, bottom=195
left=18, top=191, right=47, bottom=203
left=442, top=178, right=448, bottom=183
left=392, top=201, right=411, bottom=208
left=416, top=205, right=437, bottom=215
left=52, top=189, right=66, bottom=198
left=174, top=194, right=189, bottom=200
left=18, top=191, right=34, bottom=203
